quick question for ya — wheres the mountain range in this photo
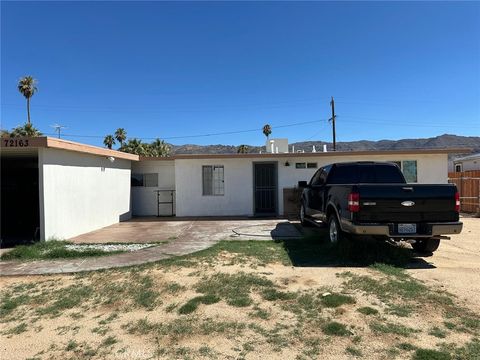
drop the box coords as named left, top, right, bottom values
left=170, top=134, right=479, bottom=158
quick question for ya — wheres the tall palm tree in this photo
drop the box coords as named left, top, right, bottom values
left=262, top=124, right=272, bottom=139
left=103, top=135, right=115, bottom=149
left=237, top=144, right=249, bottom=154
left=17, top=76, right=38, bottom=125
left=114, top=128, right=127, bottom=148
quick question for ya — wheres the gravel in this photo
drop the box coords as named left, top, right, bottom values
left=65, top=243, right=157, bottom=252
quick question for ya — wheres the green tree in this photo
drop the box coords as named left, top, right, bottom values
left=9, top=123, right=42, bottom=137
left=103, top=135, right=116, bottom=149
left=114, top=128, right=127, bottom=148
left=17, top=76, right=38, bottom=125
left=148, top=138, right=170, bottom=157
left=262, top=124, right=272, bottom=139
left=237, top=144, right=249, bottom=154
left=123, top=138, right=147, bottom=156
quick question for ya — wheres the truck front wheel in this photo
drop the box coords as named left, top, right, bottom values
left=412, top=238, right=440, bottom=253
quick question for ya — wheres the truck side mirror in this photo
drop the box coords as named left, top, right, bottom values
left=298, top=181, right=308, bottom=188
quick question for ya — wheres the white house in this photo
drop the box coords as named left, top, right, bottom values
left=452, top=153, right=480, bottom=172
left=1, top=136, right=470, bottom=242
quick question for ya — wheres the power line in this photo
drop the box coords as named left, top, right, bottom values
left=42, top=119, right=328, bottom=141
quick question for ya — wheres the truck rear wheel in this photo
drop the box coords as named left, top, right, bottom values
left=412, top=238, right=440, bottom=253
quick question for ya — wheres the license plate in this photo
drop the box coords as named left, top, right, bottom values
left=398, top=223, right=417, bottom=234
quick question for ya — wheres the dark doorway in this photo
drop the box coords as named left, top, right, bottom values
left=1, top=153, right=40, bottom=247
left=254, top=162, right=277, bottom=216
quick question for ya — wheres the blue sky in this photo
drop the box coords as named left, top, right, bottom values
left=1, top=1, right=479, bottom=147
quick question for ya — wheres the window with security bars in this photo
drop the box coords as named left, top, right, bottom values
left=202, top=165, right=224, bottom=195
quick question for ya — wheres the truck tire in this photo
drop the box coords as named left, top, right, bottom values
left=412, top=238, right=440, bottom=253
left=328, top=214, right=346, bottom=243
left=300, top=203, right=312, bottom=227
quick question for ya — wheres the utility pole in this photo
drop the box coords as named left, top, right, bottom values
left=329, top=96, right=336, bottom=151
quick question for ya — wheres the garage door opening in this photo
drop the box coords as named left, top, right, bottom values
left=1, top=150, right=41, bottom=247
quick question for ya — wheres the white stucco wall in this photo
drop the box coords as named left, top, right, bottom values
left=454, top=158, right=480, bottom=172
left=131, top=160, right=175, bottom=216
left=39, top=148, right=132, bottom=240
left=174, top=153, right=448, bottom=217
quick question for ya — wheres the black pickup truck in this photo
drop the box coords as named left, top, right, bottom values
left=298, top=162, right=462, bottom=252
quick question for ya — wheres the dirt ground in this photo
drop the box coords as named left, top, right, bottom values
left=0, top=217, right=478, bottom=360
left=407, top=217, right=480, bottom=312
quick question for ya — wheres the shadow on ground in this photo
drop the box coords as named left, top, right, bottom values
left=272, top=224, right=435, bottom=269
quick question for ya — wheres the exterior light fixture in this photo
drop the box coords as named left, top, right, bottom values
left=107, top=156, right=115, bottom=163
left=285, top=161, right=290, bottom=167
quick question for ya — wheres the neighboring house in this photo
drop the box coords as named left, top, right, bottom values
left=452, top=153, right=480, bottom=172
left=1, top=137, right=470, bottom=242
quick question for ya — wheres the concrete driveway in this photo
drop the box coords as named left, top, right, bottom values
left=0, top=218, right=301, bottom=276
left=70, top=217, right=301, bottom=244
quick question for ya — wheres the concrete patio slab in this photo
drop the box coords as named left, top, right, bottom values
left=0, top=218, right=302, bottom=276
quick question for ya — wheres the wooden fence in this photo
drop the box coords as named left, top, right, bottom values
left=448, top=170, right=480, bottom=213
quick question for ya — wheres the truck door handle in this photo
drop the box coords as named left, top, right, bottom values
left=402, top=187, right=414, bottom=192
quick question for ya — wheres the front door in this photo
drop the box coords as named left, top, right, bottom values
left=254, top=163, right=277, bottom=215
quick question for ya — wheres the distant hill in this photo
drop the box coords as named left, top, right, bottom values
left=170, top=134, right=480, bottom=158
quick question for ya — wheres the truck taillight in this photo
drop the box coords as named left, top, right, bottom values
left=348, top=192, right=360, bottom=212
left=455, top=191, right=460, bottom=212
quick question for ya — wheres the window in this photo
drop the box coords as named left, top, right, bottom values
left=131, top=174, right=144, bottom=187
left=144, top=173, right=158, bottom=187
left=307, top=162, right=317, bottom=169
left=131, top=173, right=158, bottom=187
left=202, top=165, right=224, bottom=195
left=295, top=162, right=306, bottom=169
left=402, top=160, right=417, bottom=183
left=391, top=160, right=418, bottom=183
left=328, top=164, right=405, bottom=184
left=455, top=164, right=462, bottom=173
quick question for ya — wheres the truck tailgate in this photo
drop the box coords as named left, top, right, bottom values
left=355, top=184, right=459, bottom=223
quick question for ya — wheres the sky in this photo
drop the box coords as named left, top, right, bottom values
left=1, top=1, right=479, bottom=147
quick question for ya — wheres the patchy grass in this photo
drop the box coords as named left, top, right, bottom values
left=429, top=326, right=447, bottom=338
left=370, top=321, right=418, bottom=337
left=322, top=321, right=351, bottom=336
left=4, top=322, right=28, bottom=335
left=2, top=237, right=480, bottom=360
left=357, top=306, right=379, bottom=316
left=346, top=346, right=362, bottom=357
left=412, top=349, right=451, bottom=360
left=178, top=295, right=220, bottom=314
left=1, top=241, right=124, bottom=261
left=321, top=293, right=355, bottom=308
left=195, top=272, right=275, bottom=307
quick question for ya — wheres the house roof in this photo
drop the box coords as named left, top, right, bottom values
left=1, top=137, right=139, bottom=161
left=453, top=153, right=480, bottom=162
left=141, top=147, right=472, bottom=161
left=1, top=137, right=471, bottom=162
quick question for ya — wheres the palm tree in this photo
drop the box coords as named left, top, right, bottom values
left=17, top=76, right=38, bottom=125
left=10, top=123, right=42, bottom=137
left=103, top=135, right=116, bottom=149
left=123, top=138, right=147, bottom=156
left=237, top=145, right=249, bottom=154
left=114, top=128, right=127, bottom=148
left=149, top=138, right=170, bottom=157
left=262, top=124, right=272, bottom=139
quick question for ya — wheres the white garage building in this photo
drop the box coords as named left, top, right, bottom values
left=0, top=136, right=468, bottom=242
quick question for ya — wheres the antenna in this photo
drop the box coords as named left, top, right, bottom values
left=50, top=124, right=67, bottom=139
